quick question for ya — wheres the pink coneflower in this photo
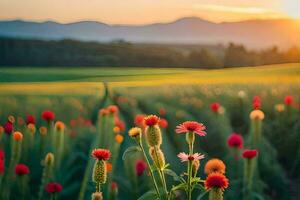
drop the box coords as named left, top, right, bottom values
left=227, top=133, right=243, bottom=149
left=41, top=110, right=55, bottom=121
left=242, top=149, right=258, bottom=159
left=210, top=102, right=220, bottom=113
left=4, top=122, right=13, bottom=135
left=176, top=121, right=206, bottom=136
left=92, top=149, right=111, bottom=161
left=15, top=164, right=30, bottom=175
left=134, top=114, right=146, bottom=128
left=135, top=159, right=147, bottom=176
left=205, top=172, right=229, bottom=190
left=26, top=115, right=35, bottom=125
left=159, top=118, right=168, bottom=128
left=177, top=152, right=205, bottom=162
left=45, top=183, right=63, bottom=193
left=252, top=96, right=261, bottom=110
left=284, top=96, right=293, bottom=105
left=144, top=115, right=159, bottom=126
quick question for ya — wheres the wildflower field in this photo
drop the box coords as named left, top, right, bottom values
left=0, top=63, right=300, bottom=200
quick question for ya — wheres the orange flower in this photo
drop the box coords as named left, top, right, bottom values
left=13, top=131, right=23, bottom=141
left=39, top=126, right=47, bottom=136
left=55, top=121, right=65, bottom=132
left=205, top=172, right=229, bottom=190
left=113, top=126, right=120, bottom=135
left=106, top=162, right=113, bottom=173
left=204, top=159, right=226, bottom=175
left=115, top=134, right=124, bottom=144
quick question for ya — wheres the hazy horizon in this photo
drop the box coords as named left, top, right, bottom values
left=1, top=0, right=300, bottom=25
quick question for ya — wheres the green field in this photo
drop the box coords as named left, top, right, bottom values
left=1, top=63, right=300, bottom=200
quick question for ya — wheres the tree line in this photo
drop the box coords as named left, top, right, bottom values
left=0, top=37, right=300, bottom=68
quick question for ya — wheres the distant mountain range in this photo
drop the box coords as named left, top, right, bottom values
left=1, top=17, right=300, bottom=48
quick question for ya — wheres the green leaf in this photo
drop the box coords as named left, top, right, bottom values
left=171, top=183, right=187, bottom=192
left=196, top=190, right=208, bottom=200
left=138, top=190, right=159, bottom=200
left=164, top=169, right=181, bottom=182
left=122, top=146, right=141, bottom=160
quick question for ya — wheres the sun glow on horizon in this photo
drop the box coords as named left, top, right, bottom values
left=0, top=0, right=298, bottom=24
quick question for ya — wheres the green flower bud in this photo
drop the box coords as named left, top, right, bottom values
left=93, top=160, right=107, bottom=184
left=149, top=147, right=165, bottom=170
left=145, top=125, right=162, bottom=147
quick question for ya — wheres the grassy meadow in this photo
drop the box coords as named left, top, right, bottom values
left=0, top=63, right=300, bottom=200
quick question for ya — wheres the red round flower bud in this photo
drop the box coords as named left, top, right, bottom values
left=134, top=114, right=146, bottom=128
left=15, top=164, right=30, bottom=175
left=284, top=96, right=293, bottom=105
left=135, top=159, right=147, bottom=176
left=41, top=110, right=55, bottom=121
left=45, top=183, right=63, bottom=193
left=107, top=105, right=118, bottom=114
left=252, top=96, right=261, bottom=110
left=26, top=115, right=36, bottom=125
left=205, top=172, right=229, bottom=190
left=210, top=102, right=220, bottom=112
left=158, top=118, right=168, bottom=129
left=4, top=122, right=13, bottom=135
left=242, top=149, right=258, bottom=159
left=227, top=133, right=243, bottom=149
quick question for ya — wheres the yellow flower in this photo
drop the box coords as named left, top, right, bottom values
left=204, top=159, right=226, bottom=175
left=249, top=110, right=265, bottom=120
left=115, top=134, right=124, bottom=144
left=128, top=127, right=142, bottom=138
left=275, top=104, right=285, bottom=112
left=8, top=115, right=15, bottom=123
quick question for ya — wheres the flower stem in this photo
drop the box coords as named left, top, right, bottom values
left=138, top=143, right=161, bottom=199
left=152, top=147, right=168, bottom=198
left=187, top=132, right=195, bottom=200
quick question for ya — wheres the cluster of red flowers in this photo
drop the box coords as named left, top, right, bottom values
left=15, top=164, right=30, bottom=175
left=92, top=149, right=111, bottom=161
left=45, top=183, right=63, bottom=193
left=252, top=96, right=261, bottom=110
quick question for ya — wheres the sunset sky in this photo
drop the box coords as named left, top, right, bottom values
left=0, top=0, right=299, bottom=24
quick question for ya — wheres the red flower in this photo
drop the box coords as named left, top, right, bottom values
left=159, top=118, right=168, bottom=129
left=159, top=108, right=167, bottom=116
left=26, top=115, right=35, bottom=125
left=176, top=121, right=206, bottom=136
left=135, top=159, right=147, bottom=176
left=242, top=149, right=258, bottom=159
left=114, top=117, right=125, bottom=131
left=111, top=182, right=118, bottom=190
left=134, top=114, right=146, bottom=128
left=45, top=183, right=63, bottom=193
left=0, top=150, right=4, bottom=175
left=252, top=96, right=261, bottom=110
left=92, top=149, right=111, bottom=161
left=15, top=164, right=30, bottom=175
left=205, top=172, right=229, bottom=190
left=144, top=115, right=159, bottom=126
left=4, top=122, right=13, bottom=135
left=227, top=133, right=243, bottom=149
left=284, top=96, right=293, bottom=105
left=108, top=105, right=119, bottom=114
left=210, top=102, right=220, bottom=113
left=41, top=110, right=55, bottom=121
